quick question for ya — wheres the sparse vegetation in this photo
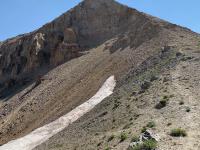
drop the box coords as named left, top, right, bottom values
left=131, top=139, right=157, bottom=150
left=141, top=81, right=151, bottom=90
left=163, top=95, right=169, bottom=100
left=155, top=99, right=167, bottom=109
left=112, top=100, right=121, bottom=110
left=54, top=144, right=63, bottom=148
left=146, top=121, right=156, bottom=128
left=120, top=132, right=128, bottom=142
left=181, top=56, right=194, bottom=61
left=179, top=101, right=184, bottom=105
left=186, top=107, right=191, bottom=112
left=141, top=126, right=147, bottom=133
left=167, top=123, right=172, bottom=126
left=105, top=147, right=111, bottom=150
left=131, top=135, right=140, bottom=142
left=170, top=128, right=187, bottom=137
left=123, top=123, right=133, bottom=129
left=150, top=75, right=158, bottom=82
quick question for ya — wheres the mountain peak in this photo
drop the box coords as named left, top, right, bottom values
left=77, top=0, right=121, bottom=10
left=82, top=0, right=115, bottom=4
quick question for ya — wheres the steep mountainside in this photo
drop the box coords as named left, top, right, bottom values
left=0, top=0, right=200, bottom=149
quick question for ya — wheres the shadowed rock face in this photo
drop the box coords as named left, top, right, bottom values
left=0, top=0, right=162, bottom=97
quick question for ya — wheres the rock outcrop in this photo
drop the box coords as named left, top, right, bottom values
left=0, top=0, right=164, bottom=96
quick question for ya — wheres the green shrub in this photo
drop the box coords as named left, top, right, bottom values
left=170, top=128, right=187, bottom=137
left=163, top=95, right=169, bottom=100
left=120, top=132, right=128, bottom=142
left=141, top=126, right=147, bottom=133
left=132, top=139, right=157, bottom=150
left=131, top=135, right=140, bottom=142
left=105, top=147, right=111, bottom=150
left=146, top=121, right=156, bottom=128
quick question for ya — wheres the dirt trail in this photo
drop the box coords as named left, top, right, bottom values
left=0, top=76, right=116, bottom=150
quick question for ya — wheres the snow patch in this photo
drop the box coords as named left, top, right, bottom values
left=0, top=76, right=116, bottom=150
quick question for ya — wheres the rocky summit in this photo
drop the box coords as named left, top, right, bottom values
left=0, top=0, right=200, bottom=149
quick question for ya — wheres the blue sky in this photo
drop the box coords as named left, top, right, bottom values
left=0, top=0, right=199, bottom=41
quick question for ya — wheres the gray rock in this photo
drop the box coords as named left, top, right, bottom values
left=128, top=130, right=160, bottom=150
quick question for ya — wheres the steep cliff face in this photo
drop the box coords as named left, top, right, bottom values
left=0, top=0, right=162, bottom=95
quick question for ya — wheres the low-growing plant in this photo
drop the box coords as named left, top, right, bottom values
left=170, top=128, right=187, bottom=137
left=54, top=144, right=63, bottom=148
left=120, top=132, right=128, bottom=142
left=132, top=139, right=157, bottom=150
left=146, top=121, right=156, bottom=128
left=155, top=99, right=167, bottom=109
left=112, top=101, right=121, bottom=110
left=131, top=135, right=140, bottom=142
left=105, top=147, right=111, bottom=150
left=186, top=107, right=191, bottom=112
left=163, top=95, right=169, bottom=100
left=141, top=126, right=147, bottom=133
left=179, top=101, right=184, bottom=105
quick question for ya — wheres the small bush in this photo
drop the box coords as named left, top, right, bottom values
left=131, top=135, right=140, bottom=142
left=150, top=75, right=158, bottom=82
left=170, top=128, right=187, bottom=137
left=105, top=147, right=111, bottom=150
left=132, top=139, right=157, bottom=150
left=112, top=101, right=121, bottom=110
left=141, top=126, right=147, bottom=133
left=163, top=95, right=169, bottom=100
left=120, top=132, right=128, bottom=142
left=146, top=121, right=156, bottom=128
left=141, top=81, right=151, bottom=90
left=155, top=99, right=167, bottom=109
left=186, top=107, right=191, bottom=112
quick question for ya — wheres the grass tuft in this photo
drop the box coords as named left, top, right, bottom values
left=131, top=139, right=157, bottom=150
left=170, top=128, right=187, bottom=137
left=120, top=132, right=128, bottom=142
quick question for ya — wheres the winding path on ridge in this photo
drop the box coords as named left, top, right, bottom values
left=0, top=76, right=116, bottom=150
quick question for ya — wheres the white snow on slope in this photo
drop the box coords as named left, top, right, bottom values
left=0, top=76, right=116, bottom=150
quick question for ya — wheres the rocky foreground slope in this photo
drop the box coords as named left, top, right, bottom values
left=0, top=0, right=200, bottom=149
